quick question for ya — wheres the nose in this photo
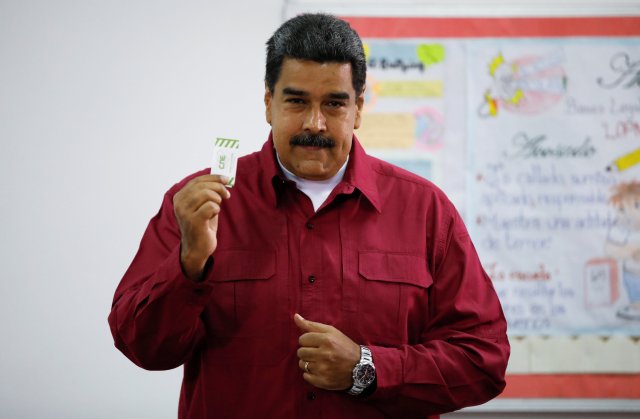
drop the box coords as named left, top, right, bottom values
left=302, top=105, right=326, bottom=133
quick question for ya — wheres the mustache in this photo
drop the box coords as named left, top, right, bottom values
left=290, top=133, right=335, bottom=148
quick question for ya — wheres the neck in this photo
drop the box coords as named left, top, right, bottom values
left=276, top=153, right=349, bottom=211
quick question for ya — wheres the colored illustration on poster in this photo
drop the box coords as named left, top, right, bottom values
left=467, top=41, right=640, bottom=334
left=357, top=40, right=451, bottom=183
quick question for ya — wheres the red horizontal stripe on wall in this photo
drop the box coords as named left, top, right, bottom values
left=342, top=17, right=640, bottom=38
left=501, top=374, right=640, bottom=398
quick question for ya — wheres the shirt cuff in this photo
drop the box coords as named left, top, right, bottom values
left=368, top=345, right=403, bottom=400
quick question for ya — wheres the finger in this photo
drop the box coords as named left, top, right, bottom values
left=196, top=181, right=232, bottom=199
left=186, top=181, right=231, bottom=201
left=297, top=347, right=320, bottom=361
left=183, top=189, right=226, bottom=214
left=193, top=186, right=227, bottom=206
left=294, top=313, right=334, bottom=333
left=210, top=174, right=230, bottom=185
left=189, top=174, right=230, bottom=186
left=175, top=187, right=225, bottom=216
left=298, top=332, right=326, bottom=348
left=183, top=177, right=231, bottom=200
left=194, top=201, right=221, bottom=221
left=298, top=359, right=314, bottom=373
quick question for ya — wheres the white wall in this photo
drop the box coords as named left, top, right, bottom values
left=0, top=1, right=282, bottom=418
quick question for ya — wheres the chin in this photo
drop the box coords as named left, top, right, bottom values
left=293, top=162, right=326, bottom=177
left=298, top=171, right=326, bottom=180
left=299, top=169, right=332, bottom=181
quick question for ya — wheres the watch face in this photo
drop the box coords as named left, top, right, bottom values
left=355, top=363, right=375, bottom=387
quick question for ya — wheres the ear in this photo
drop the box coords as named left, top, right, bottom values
left=353, top=88, right=365, bottom=130
left=264, top=84, right=273, bottom=125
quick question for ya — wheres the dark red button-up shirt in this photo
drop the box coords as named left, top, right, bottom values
left=109, top=136, right=509, bottom=418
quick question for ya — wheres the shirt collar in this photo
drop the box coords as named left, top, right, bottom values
left=258, top=132, right=382, bottom=213
left=343, top=134, right=382, bottom=213
left=258, top=133, right=287, bottom=209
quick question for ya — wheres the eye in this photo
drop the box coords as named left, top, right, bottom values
left=286, top=98, right=305, bottom=105
left=326, top=101, right=345, bottom=108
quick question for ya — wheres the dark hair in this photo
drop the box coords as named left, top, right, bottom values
left=265, top=13, right=367, bottom=96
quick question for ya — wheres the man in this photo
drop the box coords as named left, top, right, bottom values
left=109, top=13, right=509, bottom=418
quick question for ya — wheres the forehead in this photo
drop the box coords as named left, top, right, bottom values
left=275, top=58, right=355, bottom=95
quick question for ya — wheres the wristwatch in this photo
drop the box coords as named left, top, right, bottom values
left=347, top=345, right=376, bottom=396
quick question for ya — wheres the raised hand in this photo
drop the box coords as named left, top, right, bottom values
left=173, top=174, right=231, bottom=280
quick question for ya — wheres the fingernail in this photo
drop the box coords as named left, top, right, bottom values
left=220, top=176, right=229, bottom=184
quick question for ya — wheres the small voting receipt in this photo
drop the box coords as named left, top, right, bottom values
left=211, top=137, right=240, bottom=187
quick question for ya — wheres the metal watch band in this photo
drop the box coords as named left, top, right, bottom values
left=347, top=345, right=374, bottom=396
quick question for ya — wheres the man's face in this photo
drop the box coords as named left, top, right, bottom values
left=264, top=58, right=364, bottom=180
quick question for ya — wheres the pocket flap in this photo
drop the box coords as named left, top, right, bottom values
left=359, top=251, right=432, bottom=288
left=211, top=249, right=276, bottom=282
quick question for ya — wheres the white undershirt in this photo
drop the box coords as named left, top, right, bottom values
left=276, top=152, right=349, bottom=212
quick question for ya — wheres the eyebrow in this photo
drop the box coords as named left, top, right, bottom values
left=328, top=92, right=350, bottom=100
left=281, top=87, right=350, bottom=101
left=282, top=87, right=307, bottom=96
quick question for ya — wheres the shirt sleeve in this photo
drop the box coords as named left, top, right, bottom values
left=366, top=206, right=510, bottom=416
left=108, top=181, right=214, bottom=371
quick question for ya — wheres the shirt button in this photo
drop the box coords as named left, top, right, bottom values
left=306, top=222, right=314, bottom=230
left=307, top=391, right=316, bottom=400
left=308, top=275, right=316, bottom=284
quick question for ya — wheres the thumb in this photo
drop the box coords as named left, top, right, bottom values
left=294, top=313, right=332, bottom=333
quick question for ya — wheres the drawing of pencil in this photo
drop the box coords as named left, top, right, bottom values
left=606, top=148, right=640, bottom=172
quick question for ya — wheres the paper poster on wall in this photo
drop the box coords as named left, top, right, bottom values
left=356, top=39, right=469, bottom=205
left=466, top=40, right=640, bottom=335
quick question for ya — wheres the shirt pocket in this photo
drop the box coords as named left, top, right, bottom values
left=203, top=249, right=287, bottom=365
left=357, top=251, right=433, bottom=345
